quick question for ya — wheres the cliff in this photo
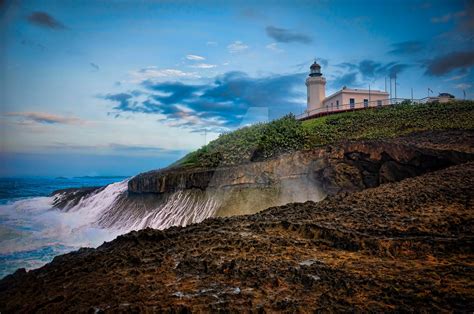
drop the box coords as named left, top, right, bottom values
left=128, top=130, right=473, bottom=197
left=49, top=130, right=474, bottom=224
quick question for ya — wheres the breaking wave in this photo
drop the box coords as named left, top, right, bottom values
left=0, top=178, right=223, bottom=278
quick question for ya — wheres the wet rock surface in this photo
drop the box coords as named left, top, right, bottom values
left=1, top=161, right=473, bottom=312
left=51, top=186, right=104, bottom=209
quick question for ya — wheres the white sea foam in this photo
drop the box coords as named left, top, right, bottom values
left=0, top=178, right=221, bottom=266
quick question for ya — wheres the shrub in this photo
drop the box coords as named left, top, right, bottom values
left=173, top=101, right=474, bottom=168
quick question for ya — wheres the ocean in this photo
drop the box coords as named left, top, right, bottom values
left=0, top=176, right=128, bottom=279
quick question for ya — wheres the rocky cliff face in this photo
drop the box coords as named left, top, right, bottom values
left=48, top=130, right=473, bottom=230
left=128, top=130, right=474, bottom=198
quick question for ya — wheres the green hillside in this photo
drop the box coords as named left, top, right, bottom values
left=175, top=101, right=474, bottom=168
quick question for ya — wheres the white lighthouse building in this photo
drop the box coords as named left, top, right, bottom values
left=304, top=61, right=389, bottom=118
left=305, top=62, right=326, bottom=112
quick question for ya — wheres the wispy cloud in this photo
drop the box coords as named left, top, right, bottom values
left=129, top=67, right=200, bottom=82
left=206, top=41, right=218, bottom=46
left=189, top=63, right=217, bottom=69
left=424, top=50, right=474, bottom=76
left=227, top=41, right=249, bottom=53
left=431, top=10, right=466, bottom=23
left=266, top=43, right=284, bottom=53
left=445, top=72, right=469, bottom=81
left=186, top=54, right=205, bottom=61
left=46, top=142, right=182, bottom=155
left=389, top=41, right=424, bottom=55
left=26, top=11, right=66, bottom=30
left=454, top=83, right=472, bottom=89
left=265, top=26, right=312, bottom=44
left=5, top=112, right=84, bottom=125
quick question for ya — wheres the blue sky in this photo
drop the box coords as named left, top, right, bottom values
left=1, top=0, right=473, bottom=176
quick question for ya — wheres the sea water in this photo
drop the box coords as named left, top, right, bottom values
left=0, top=176, right=127, bottom=279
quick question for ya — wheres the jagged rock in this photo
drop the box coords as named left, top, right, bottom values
left=1, top=161, right=473, bottom=312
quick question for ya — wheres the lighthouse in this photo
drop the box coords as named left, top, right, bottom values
left=305, top=61, right=326, bottom=113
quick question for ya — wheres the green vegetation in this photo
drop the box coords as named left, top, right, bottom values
left=174, top=101, right=474, bottom=168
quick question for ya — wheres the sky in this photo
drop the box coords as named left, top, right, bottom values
left=1, top=0, right=473, bottom=176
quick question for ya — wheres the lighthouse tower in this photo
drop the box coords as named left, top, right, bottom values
left=305, top=61, right=326, bottom=113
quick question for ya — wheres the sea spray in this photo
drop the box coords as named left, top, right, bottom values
left=0, top=160, right=327, bottom=278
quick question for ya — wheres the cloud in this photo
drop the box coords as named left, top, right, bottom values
left=90, top=62, right=99, bottom=71
left=206, top=41, right=218, bottom=46
left=189, top=63, right=217, bottom=69
left=445, top=72, right=469, bottom=81
left=5, top=112, right=84, bottom=125
left=265, top=26, right=312, bottom=44
left=107, top=143, right=172, bottom=154
left=266, top=43, right=284, bottom=53
left=424, top=50, right=474, bottom=76
left=129, top=67, right=200, bottom=82
left=389, top=41, right=424, bottom=55
left=358, top=60, right=381, bottom=78
left=46, top=142, right=182, bottom=155
left=294, top=58, right=328, bottom=72
left=382, top=63, right=410, bottom=79
left=454, top=83, right=471, bottom=90
left=431, top=11, right=466, bottom=23
left=186, top=54, right=205, bottom=61
left=332, top=72, right=360, bottom=88
left=103, top=71, right=305, bottom=131
left=337, top=60, right=410, bottom=79
left=227, top=41, right=249, bottom=53
left=26, top=11, right=66, bottom=30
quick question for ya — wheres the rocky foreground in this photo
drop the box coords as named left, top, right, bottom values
left=1, top=159, right=473, bottom=312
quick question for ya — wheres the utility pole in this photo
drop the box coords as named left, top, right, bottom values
left=411, top=88, right=413, bottom=102
left=369, top=84, right=371, bottom=104
left=385, top=77, right=387, bottom=92
left=394, top=75, right=397, bottom=102
left=389, top=77, right=392, bottom=104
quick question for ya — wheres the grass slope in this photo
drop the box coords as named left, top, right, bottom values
left=175, top=101, right=474, bottom=168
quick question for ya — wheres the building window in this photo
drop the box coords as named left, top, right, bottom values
left=350, top=98, right=355, bottom=109
left=363, top=99, right=368, bottom=107
left=377, top=100, right=382, bottom=107
left=336, top=100, right=339, bottom=108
